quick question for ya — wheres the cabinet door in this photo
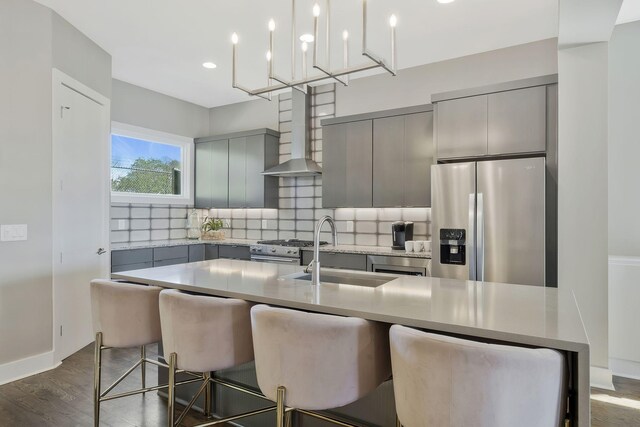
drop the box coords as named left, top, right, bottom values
left=404, top=112, right=433, bottom=206
left=488, top=86, right=546, bottom=155
left=194, top=142, right=213, bottom=208
left=228, top=137, right=247, bottom=208
left=245, top=134, right=266, bottom=208
left=211, top=139, right=229, bottom=207
left=436, top=95, right=488, bottom=159
left=373, top=116, right=405, bottom=207
left=188, top=244, right=205, bottom=262
left=322, top=120, right=373, bottom=208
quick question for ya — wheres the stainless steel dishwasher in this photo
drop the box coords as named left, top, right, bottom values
left=366, top=255, right=431, bottom=276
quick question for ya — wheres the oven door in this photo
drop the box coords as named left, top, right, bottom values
left=250, top=255, right=301, bottom=265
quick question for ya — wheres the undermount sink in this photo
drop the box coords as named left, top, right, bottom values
left=280, top=269, right=398, bottom=288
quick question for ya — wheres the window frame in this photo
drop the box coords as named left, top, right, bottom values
left=110, top=122, right=194, bottom=205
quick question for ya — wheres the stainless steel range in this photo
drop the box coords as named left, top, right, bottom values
left=249, top=239, right=327, bottom=265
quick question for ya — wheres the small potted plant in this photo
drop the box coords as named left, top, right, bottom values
left=201, top=217, right=225, bottom=240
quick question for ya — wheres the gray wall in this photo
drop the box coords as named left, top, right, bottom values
left=0, top=0, right=112, bottom=367
left=609, top=21, right=640, bottom=257
left=111, top=79, right=210, bottom=138
left=558, top=42, right=609, bottom=369
left=336, top=38, right=558, bottom=116
left=0, top=0, right=53, bottom=365
left=209, top=98, right=279, bottom=135
left=52, top=13, right=111, bottom=99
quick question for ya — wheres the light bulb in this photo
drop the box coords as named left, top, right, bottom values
left=438, top=0, right=455, bottom=3
left=389, top=14, right=397, bottom=28
left=301, top=42, right=308, bottom=52
left=268, top=19, right=275, bottom=32
left=313, top=3, right=320, bottom=17
left=231, top=32, right=239, bottom=44
left=300, top=34, right=315, bottom=43
left=202, top=62, right=217, bottom=69
left=342, top=30, right=349, bottom=41
left=266, top=51, right=272, bottom=61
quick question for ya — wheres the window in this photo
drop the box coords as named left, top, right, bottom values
left=110, top=122, right=193, bottom=204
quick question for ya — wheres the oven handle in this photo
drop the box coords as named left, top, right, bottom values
left=250, top=255, right=300, bottom=264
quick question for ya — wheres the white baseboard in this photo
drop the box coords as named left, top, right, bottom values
left=0, top=351, right=61, bottom=386
left=591, top=366, right=615, bottom=390
left=610, top=357, right=640, bottom=380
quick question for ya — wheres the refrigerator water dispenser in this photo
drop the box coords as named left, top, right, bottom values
left=439, top=229, right=466, bottom=265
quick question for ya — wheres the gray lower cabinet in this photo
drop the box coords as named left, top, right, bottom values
left=195, top=129, right=279, bottom=209
left=436, top=95, right=488, bottom=159
left=322, top=120, right=373, bottom=208
left=188, top=244, right=205, bottom=262
left=301, top=251, right=367, bottom=271
left=204, top=244, right=219, bottom=260
left=373, top=112, right=433, bottom=207
left=218, top=245, right=251, bottom=260
left=153, top=246, right=189, bottom=267
left=111, top=248, right=153, bottom=273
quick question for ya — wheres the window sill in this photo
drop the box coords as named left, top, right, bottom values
left=111, top=193, right=194, bottom=206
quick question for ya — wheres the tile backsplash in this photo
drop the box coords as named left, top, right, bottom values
left=110, top=84, right=431, bottom=247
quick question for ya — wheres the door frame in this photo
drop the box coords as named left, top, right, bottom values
left=51, top=68, right=111, bottom=363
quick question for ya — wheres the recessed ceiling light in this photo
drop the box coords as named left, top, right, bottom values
left=299, top=34, right=315, bottom=43
left=202, top=62, right=217, bottom=69
left=437, top=0, right=455, bottom=3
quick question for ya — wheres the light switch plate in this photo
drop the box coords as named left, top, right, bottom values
left=346, top=221, right=354, bottom=232
left=118, top=220, right=126, bottom=230
left=1, top=224, right=28, bottom=242
left=262, top=220, right=268, bottom=229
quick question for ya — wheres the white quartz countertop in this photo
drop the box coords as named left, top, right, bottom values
left=112, top=259, right=587, bottom=352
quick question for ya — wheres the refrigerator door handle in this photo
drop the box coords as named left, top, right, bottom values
left=468, top=193, right=476, bottom=281
left=477, top=192, right=485, bottom=282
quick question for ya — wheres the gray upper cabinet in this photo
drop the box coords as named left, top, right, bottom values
left=373, top=112, right=433, bottom=207
left=323, top=120, right=373, bottom=208
left=195, top=139, right=229, bottom=209
left=195, top=129, right=279, bottom=209
left=488, top=86, right=546, bottom=155
left=433, top=75, right=557, bottom=160
left=323, top=105, right=434, bottom=208
left=436, top=95, right=488, bottom=159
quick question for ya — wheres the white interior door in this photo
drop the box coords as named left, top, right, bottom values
left=53, top=70, right=110, bottom=362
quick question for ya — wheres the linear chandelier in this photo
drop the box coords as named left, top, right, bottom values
left=230, top=0, right=398, bottom=99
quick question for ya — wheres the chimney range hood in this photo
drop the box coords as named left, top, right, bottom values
left=262, top=89, right=322, bottom=177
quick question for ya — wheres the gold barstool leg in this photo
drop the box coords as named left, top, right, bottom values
left=93, top=332, right=103, bottom=427
left=276, top=386, right=286, bottom=427
left=168, top=353, right=177, bottom=427
left=396, top=415, right=402, bottom=427
left=204, top=372, right=213, bottom=417
left=140, top=345, right=146, bottom=392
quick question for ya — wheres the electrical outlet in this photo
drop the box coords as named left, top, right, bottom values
left=262, top=220, right=268, bottom=229
left=346, top=221, right=354, bottom=232
left=118, top=220, right=126, bottom=230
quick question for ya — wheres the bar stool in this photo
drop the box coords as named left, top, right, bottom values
left=250, top=304, right=391, bottom=427
left=91, top=279, right=169, bottom=427
left=160, top=289, right=275, bottom=427
left=389, top=325, right=567, bottom=427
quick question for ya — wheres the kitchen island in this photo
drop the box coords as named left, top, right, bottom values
left=113, top=259, right=590, bottom=427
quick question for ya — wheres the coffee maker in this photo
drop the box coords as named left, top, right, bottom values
left=391, top=221, right=414, bottom=249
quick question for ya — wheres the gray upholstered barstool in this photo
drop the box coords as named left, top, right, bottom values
left=91, top=279, right=168, bottom=427
left=160, top=289, right=275, bottom=427
left=250, top=304, right=391, bottom=427
left=389, top=324, right=567, bottom=427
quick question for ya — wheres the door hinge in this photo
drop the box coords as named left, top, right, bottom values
left=60, top=325, right=63, bottom=336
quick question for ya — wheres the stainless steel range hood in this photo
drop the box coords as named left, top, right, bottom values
left=262, top=89, right=322, bottom=177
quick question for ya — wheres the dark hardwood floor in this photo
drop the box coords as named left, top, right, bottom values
left=1, top=344, right=638, bottom=426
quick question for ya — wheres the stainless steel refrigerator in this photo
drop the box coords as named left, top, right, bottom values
left=431, top=157, right=546, bottom=286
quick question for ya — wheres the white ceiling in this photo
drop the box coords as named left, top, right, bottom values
left=617, top=0, right=640, bottom=24
left=35, top=0, right=559, bottom=108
